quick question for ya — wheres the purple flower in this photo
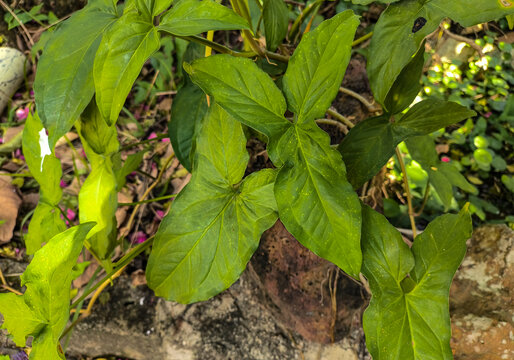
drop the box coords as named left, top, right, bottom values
left=66, top=208, right=76, bottom=221
left=156, top=210, right=165, bottom=220
left=133, top=231, right=147, bottom=244
left=60, top=180, right=68, bottom=188
left=15, top=107, right=29, bottom=121
left=12, top=351, right=28, bottom=360
left=147, top=132, right=157, bottom=140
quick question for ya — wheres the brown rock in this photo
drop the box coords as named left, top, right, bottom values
left=251, top=221, right=367, bottom=343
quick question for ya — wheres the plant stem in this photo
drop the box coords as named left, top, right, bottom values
left=121, top=133, right=168, bottom=151
left=339, top=87, right=378, bottom=112
left=326, top=108, right=354, bottom=129
left=289, top=0, right=323, bottom=40
left=395, top=147, right=417, bottom=237
left=352, top=31, right=373, bottom=47
left=118, top=193, right=177, bottom=206
left=69, top=238, right=154, bottom=310
left=315, top=119, right=348, bottom=134
left=415, top=182, right=430, bottom=216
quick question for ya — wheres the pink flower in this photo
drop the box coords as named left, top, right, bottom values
left=156, top=210, right=165, bottom=220
left=66, top=208, right=76, bottom=221
left=483, top=112, right=492, bottom=118
left=161, top=137, right=170, bottom=143
left=441, top=156, right=451, bottom=163
left=133, top=231, right=147, bottom=244
left=30, top=90, right=35, bottom=98
left=147, top=132, right=157, bottom=140
left=60, top=180, right=68, bottom=188
left=16, top=107, right=29, bottom=121
left=14, top=149, right=25, bottom=161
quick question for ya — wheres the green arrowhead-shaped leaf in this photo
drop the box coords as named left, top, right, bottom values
left=362, top=205, right=472, bottom=359
left=262, top=0, right=289, bottom=51
left=34, top=1, right=118, bottom=148
left=94, top=10, right=161, bottom=125
left=405, top=135, right=477, bottom=209
left=169, top=82, right=208, bottom=171
left=274, top=121, right=362, bottom=277
left=383, top=41, right=425, bottom=114
left=22, top=112, right=66, bottom=254
left=0, top=224, right=94, bottom=359
left=158, top=0, right=250, bottom=36
left=282, top=10, right=359, bottom=123
left=0, top=293, right=44, bottom=347
left=339, top=99, right=475, bottom=189
left=147, top=104, right=278, bottom=303
left=77, top=101, right=119, bottom=260
left=184, top=54, right=291, bottom=162
left=368, top=0, right=514, bottom=105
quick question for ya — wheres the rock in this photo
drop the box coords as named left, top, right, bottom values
left=450, top=224, right=514, bottom=360
left=0, top=48, right=26, bottom=115
left=66, top=271, right=363, bottom=360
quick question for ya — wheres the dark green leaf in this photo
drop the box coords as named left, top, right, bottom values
left=362, top=205, right=472, bottom=359
left=169, top=82, right=208, bottom=171
left=282, top=11, right=359, bottom=123
left=262, top=0, right=289, bottom=51
left=116, top=151, right=146, bottom=190
left=338, top=115, right=394, bottom=189
left=34, top=1, right=118, bottom=148
left=136, top=0, right=174, bottom=17
left=384, top=41, right=425, bottom=114
left=274, top=121, right=362, bottom=277
left=368, top=0, right=514, bottom=105
left=94, top=11, right=160, bottom=125
left=158, top=0, right=250, bottom=36
left=146, top=104, right=278, bottom=303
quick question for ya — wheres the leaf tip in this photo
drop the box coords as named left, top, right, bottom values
left=183, top=61, right=193, bottom=76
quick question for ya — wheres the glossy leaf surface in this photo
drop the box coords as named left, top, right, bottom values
left=22, top=112, right=66, bottom=254
left=0, top=224, right=94, bottom=359
left=274, top=121, right=362, bottom=277
left=368, top=0, right=514, bottom=105
left=362, top=205, right=472, bottom=359
left=282, top=10, right=359, bottom=123
left=147, top=104, right=278, bottom=303
left=262, top=0, right=289, bottom=51
left=339, top=99, right=475, bottom=188
left=34, top=1, right=118, bottom=148
left=94, top=11, right=160, bottom=124
left=158, top=0, right=250, bottom=36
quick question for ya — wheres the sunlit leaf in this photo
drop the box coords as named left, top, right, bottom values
left=147, top=104, right=278, bottom=303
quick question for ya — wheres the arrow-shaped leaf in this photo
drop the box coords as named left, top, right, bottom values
left=361, top=205, right=472, bottom=359
left=146, top=104, right=278, bottom=303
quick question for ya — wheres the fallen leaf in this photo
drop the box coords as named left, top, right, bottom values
left=116, top=191, right=133, bottom=226
left=0, top=175, right=22, bottom=243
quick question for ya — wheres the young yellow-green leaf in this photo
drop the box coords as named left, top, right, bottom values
left=77, top=101, right=119, bottom=260
left=262, top=0, right=289, bottom=51
left=368, top=0, right=514, bottom=105
left=169, top=81, right=208, bottom=172
left=22, top=112, right=66, bottom=254
left=94, top=11, right=161, bottom=125
left=274, top=121, right=362, bottom=277
left=0, top=224, right=94, bottom=359
left=34, top=1, right=118, bottom=148
left=0, top=293, right=44, bottom=347
left=405, top=135, right=477, bottom=209
left=147, top=104, right=278, bottom=303
left=158, top=0, right=250, bottom=36
left=339, top=99, right=475, bottom=189
left=282, top=10, right=359, bottom=123
left=362, top=205, right=472, bottom=359
left=184, top=55, right=291, bottom=162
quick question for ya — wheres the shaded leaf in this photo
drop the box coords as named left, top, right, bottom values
left=158, top=0, right=250, bottom=36
left=368, top=0, right=514, bottom=105
left=94, top=11, right=160, bottom=125
left=362, top=205, right=472, bottom=359
left=147, top=104, right=278, bottom=303
left=282, top=10, right=359, bottom=123
left=339, top=99, right=475, bottom=189
left=262, top=0, right=289, bottom=51
left=34, top=1, right=118, bottom=148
